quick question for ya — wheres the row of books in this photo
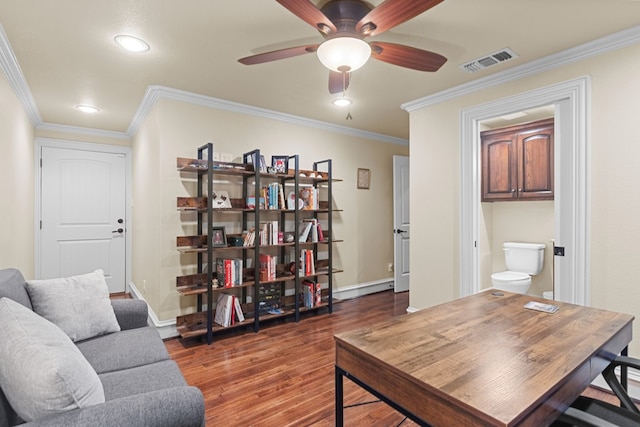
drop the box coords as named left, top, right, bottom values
left=247, top=183, right=286, bottom=210
left=216, top=258, right=243, bottom=287
left=214, top=293, right=245, bottom=327
left=300, top=280, right=322, bottom=308
left=259, top=254, right=277, bottom=282
left=300, top=249, right=315, bottom=276
left=299, top=218, right=324, bottom=242
left=299, top=187, right=320, bottom=210
left=259, top=220, right=280, bottom=246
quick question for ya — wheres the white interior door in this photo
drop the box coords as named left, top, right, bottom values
left=40, top=146, right=127, bottom=293
left=393, top=155, right=410, bottom=292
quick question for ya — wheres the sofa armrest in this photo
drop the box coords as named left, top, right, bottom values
left=22, top=386, right=205, bottom=427
left=110, top=299, right=149, bottom=330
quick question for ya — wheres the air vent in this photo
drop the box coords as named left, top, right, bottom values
left=459, top=48, right=519, bottom=73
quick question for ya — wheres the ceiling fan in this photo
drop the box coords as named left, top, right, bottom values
left=238, top=0, right=447, bottom=94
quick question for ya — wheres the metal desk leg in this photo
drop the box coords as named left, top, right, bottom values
left=335, top=366, right=344, bottom=427
left=621, top=346, right=628, bottom=391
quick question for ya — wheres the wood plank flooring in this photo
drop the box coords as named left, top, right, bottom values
left=164, top=290, right=623, bottom=426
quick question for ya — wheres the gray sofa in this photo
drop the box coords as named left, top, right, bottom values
left=0, top=268, right=205, bottom=427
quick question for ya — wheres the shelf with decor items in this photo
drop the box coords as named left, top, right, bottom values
left=175, top=145, right=341, bottom=344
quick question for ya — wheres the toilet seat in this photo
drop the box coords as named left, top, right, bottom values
left=491, top=271, right=531, bottom=285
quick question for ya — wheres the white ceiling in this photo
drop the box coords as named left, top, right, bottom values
left=1, top=0, right=640, bottom=140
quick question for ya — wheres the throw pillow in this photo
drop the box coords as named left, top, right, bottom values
left=25, top=269, right=120, bottom=342
left=0, top=297, right=105, bottom=421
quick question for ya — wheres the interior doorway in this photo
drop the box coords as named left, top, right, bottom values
left=460, top=77, right=590, bottom=305
left=478, top=106, right=555, bottom=298
left=35, top=138, right=132, bottom=294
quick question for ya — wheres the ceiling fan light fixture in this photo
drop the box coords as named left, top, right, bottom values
left=114, top=35, right=150, bottom=52
left=317, top=36, right=371, bottom=72
left=332, top=97, right=352, bottom=107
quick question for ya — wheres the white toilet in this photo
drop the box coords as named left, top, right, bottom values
left=491, top=242, right=545, bottom=294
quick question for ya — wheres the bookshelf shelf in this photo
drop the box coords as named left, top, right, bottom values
left=175, top=145, right=340, bottom=344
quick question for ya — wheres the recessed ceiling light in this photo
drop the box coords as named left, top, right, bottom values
left=332, top=98, right=352, bottom=107
left=114, top=35, right=150, bottom=52
left=76, top=105, right=99, bottom=114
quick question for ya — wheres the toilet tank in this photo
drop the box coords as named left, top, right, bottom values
left=503, top=242, right=545, bottom=275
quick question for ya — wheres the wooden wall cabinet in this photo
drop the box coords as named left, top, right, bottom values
left=481, top=118, right=554, bottom=202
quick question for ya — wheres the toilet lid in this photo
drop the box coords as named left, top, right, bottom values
left=491, top=271, right=530, bottom=283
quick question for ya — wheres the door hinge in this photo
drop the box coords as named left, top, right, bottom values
left=39, top=220, right=42, bottom=230
left=40, top=158, right=42, bottom=167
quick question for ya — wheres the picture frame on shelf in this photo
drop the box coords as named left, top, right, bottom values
left=271, top=156, right=289, bottom=174
left=211, top=226, right=227, bottom=247
left=212, top=190, right=232, bottom=209
left=357, top=168, right=371, bottom=190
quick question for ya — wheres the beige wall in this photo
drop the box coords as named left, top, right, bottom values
left=0, top=70, right=35, bottom=277
left=132, top=98, right=408, bottom=322
left=409, top=43, right=640, bottom=354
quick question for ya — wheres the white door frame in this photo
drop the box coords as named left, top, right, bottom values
left=34, top=137, right=132, bottom=289
left=459, top=77, right=590, bottom=305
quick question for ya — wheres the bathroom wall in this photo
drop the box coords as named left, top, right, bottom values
left=484, top=201, right=555, bottom=297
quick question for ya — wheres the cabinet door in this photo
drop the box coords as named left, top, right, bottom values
left=517, top=124, right=554, bottom=200
left=481, top=134, right=518, bottom=201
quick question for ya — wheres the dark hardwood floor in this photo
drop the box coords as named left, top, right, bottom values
left=164, top=290, right=622, bottom=426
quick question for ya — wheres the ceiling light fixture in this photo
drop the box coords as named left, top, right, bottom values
left=114, top=35, right=150, bottom=52
left=332, top=98, right=352, bottom=107
left=76, top=104, right=99, bottom=114
left=316, top=36, right=371, bottom=72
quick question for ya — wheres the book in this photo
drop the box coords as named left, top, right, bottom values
left=214, top=293, right=234, bottom=327
left=299, top=221, right=313, bottom=242
left=233, top=295, right=245, bottom=322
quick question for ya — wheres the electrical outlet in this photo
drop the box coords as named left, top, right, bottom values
left=387, top=263, right=393, bottom=272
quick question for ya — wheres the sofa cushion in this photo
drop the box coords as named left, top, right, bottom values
left=0, top=297, right=105, bottom=422
left=99, top=360, right=188, bottom=400
left=76, top=326, right=170, bottom=374
left=0, top=268, right=32, bottom=310
left=25, top=269, right=120, bottom=342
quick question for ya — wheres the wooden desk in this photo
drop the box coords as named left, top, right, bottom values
left=335, top=291, right=634, bottom=426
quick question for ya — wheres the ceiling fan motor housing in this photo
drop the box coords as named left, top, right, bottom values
left=320, top=0, right=372, bottom=35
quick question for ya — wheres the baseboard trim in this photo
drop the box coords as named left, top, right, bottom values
left=128, top=281, right=179, bottom=339
left=333, top=279, right=394, bottom=300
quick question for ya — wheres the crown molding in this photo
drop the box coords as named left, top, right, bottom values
left=402, top=24, right=640, bottom=112
left=0, top=23, right=41, bottom=125
left=129, top=85, right=409, bottom=146
left=37, top=122, right=130, bottom=140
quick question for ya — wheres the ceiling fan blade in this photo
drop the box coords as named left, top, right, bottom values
left=328, top=71, right=350, bottom=94
left=357, top=0, right=444, bottom=37
left=276, top=0, right=337, bottom=35
left=370, top=41, right=447, bottom=71
left=238, top=44, right=319, bottom=65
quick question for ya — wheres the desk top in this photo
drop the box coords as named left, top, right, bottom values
left=335, top=291, right=634, bottom=426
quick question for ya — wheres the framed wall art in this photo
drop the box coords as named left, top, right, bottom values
left=357, top=168, right=370, bottom=190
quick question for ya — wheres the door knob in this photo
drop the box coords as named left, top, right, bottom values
left=112, top=228, right=124, bottom=234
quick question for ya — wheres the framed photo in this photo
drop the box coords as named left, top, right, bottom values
left=211, top=226, right=227, bottom=247
left=271, top=156, right=289, bottom=173
left=271, top=156, right=289, bottom=174
left=357, top=168, right=370, bottom=189
left=212, top=190, right=232, bottom=209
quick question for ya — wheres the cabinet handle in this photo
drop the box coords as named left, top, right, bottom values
left=511, top=189, right=515, bottom=193
left=519, top=188, right=522, bottom=192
